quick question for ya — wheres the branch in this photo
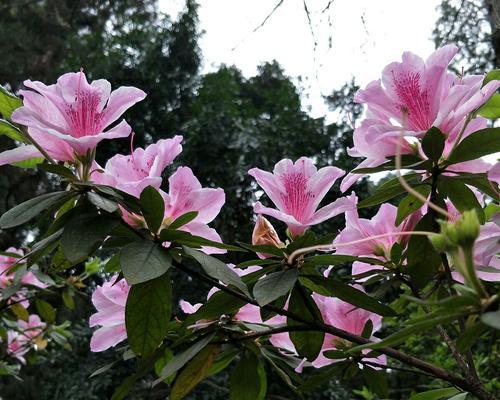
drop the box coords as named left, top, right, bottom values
left=173, top=261, right=494, bottom=399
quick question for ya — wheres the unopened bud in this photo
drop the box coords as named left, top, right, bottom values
left=430, top=233, right=454, bottom=253
left=443, top=210, right=480, bottom=248
left=252, top=215, right=284, bottom=259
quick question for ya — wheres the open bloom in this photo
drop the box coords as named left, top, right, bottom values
left=3, top=71, right=146, bottom=165
left=92, top=136, right=183, bottom=197
left=6, top=314, right=45, bottom=364
left=342, top=45, right=500, bottom=191
left=89, top=275, right=130, bottom=352
left=249, top=157, right=356, bottom=236
left=333, top=200, right=420, bottom=280
left=312, top=291, right=385, bottom=368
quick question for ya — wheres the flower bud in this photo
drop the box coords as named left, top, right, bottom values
left=441, top=210, right=481, bottom=248
left=252, top=215, right=284, bottom=259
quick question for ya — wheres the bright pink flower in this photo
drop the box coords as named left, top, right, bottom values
left=312, top=290, right=384, bottom=368
left=342, top=45, right=500, bottom=191
left=92, top=136, right=183, bottom=197
left=89, top=275, right=130, bottom=352
left=249, top=157, right=356, bottom=236
left=5, top=71, right=146, bottom=164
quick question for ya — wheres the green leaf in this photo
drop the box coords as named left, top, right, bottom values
left=38, top=163, right=75, bottom=180
left=121, top=240, right=172, bottom=284
left=456, top=322, right=487, bottom=352
left=406, top=214, right=441, bottom=289
left=190, top=291, right=247, bottom=321
left=438, top=178, right=485, bottom=223
left=160, top=229, right=244, bottom=252
left=87, top=192, right=118, bottom=213
left=446, top=127, right=500, bottom=165
left=0, top=119, right=25, bottom=141
left=0, top=191, right=72, bottom=229
left=125, top=273, right=172, bottom=356
left=170, top=344, right=220, bottom=400
left=140, top=186, right=165, bottom=234
left=422, top=127, right=446, bottom=163
left=229, top=351, right=267, bottom=400
left=183, top=247, right=250, bottom=297
left=60, top=213, right=119, bottom=265
left=304, top=254, right=382, bottom=266
left=35, top=299, right=56, bottom=324
left=358, top=182, right=418, bottom=209
left=288, top=286, right=324, bottom=360
left=445, top=173, right=498, bottom=200
left=253, top=269, right=298, bottom=306
left=153, top=333, right=215, bottom=386
left=11, top=303, right=29, bottom=321
left=481, top=310, right=500, bottom=330
left=477, top=93, right=500, bottom=119
left=482, top=69, right=500, bottom=86
left=0, top=85, right=22, bottom=119
left=362, top=366, right=388, bottom=398
left=104, top=253, right=121, bottom=273
left=11, top=157, right=44, bottom=168
left=409, top=387, right=460, bottom=400
left=396, top=185, right=431, bottom=226
left=300, top=275, right=396, bottom=316
left=168, top=211, right=199, bottom=230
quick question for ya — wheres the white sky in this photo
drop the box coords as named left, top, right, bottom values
left=160, top=0, right=441, bottom=118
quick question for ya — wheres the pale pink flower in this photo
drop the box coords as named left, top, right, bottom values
left=3, top=71, right=145, bottom=164
left=6, top=314, right=45, bottom=364
left=312, top=291, right=385, bottom=368
left=91, top=136, right=183, bottom=197
left=488, top=162, right=500, bottom=186
left=334, top=201, right=420, bottom=259
left=249, top=157, right=356, bottom=236
left=89, top=275, right=130, bottom=352
left=342, top=45, right=500, bottom=191
left=252, top=215, right=284, bottom=259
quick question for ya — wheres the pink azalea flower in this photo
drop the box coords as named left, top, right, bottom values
left=249, top=157, right=356, bottom=236
left=92, top=136, right=183, bottom=197
left=334, top=201, right=420, bottom=259
left=89, top=275, right=130, bottom=352
left=488, top=162, right=500, bottom=186
left=5, top=314, right=45, bottom=364
left=0, top=247, right=47, bottom=290
left=4, top=71, right=146, bottom=164
left=342, top=45, right=500, bottom=191
left=17, top=314, right=46, bottom=342
left=312, top=291, right=385, bottom=368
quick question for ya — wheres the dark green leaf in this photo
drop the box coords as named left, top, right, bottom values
left=121, top=240, right=172, bottom=284
left=358, top=182, right=420, bottom=209
left=229, top=351, right=267, bottom=400
left=104, top=254, right=121, bottom=273
left=288, top=287, right=324, bottom=360
left=253, top=269, right=298, bottom=306
left=35, top=299, right=56, bottom=324
left=456, top=322, right=487, bottom=352
left=190, top=291, right=247, bottom=321
left=168, top=211, right=199, bottom=230
left=396, top=185, right=431, bottom=226
left=125, top=273, right=172, bottom=356
left=304, top=254, right=382, bottom=266
left=406, top=214, right=441, bottom=289
left=87, top=192, right=118, bottom=213
left=363, top=366, right=388, bottom=398
left=422, top=127, right=446, bottom=163
left=153, top=333, right=215, bottom=386
left=183, top=247, right=250, bottom=297
left=0, top=191, right=72, bottom=229
left=443, top=173, right=498, bottom=200
left=140, top=186, right=165, bottom=234
left=409, top=387, right=460, bottom=400
left=38, top=163, right=75, bottom=180
left=438, top=178, right=485, bottom=223
left=446, top=127, right=500, bottom=165
left=300, top=275, right=397, bottom=317
left=161, top=229, right=244, bottom=252
left=170, top=344, right=220, bottom=400
left=61, top=213, right=119, bottom=264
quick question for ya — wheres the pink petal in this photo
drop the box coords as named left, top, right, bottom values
left=90, top=325, right=127, bottom=352
left=101, top=86, right=147, bottom=128
left=308, top=193, right=357, bottom=226
left=0, top=145, right=42, bottom=166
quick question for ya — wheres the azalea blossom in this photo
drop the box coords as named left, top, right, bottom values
left=249, top=157, right=356, bottom=236
left=92, top=135, right=183, bottom=197
left=2, top=71, right=146, bottom=165
left=312, top=291, right=385, bottom=368
left=89, top=275, right=130, bottom=352
left=342, top=45, right=500, bottom=191
left=6, top=314, right=46, bottom=364
left=488, top=162, right=500, bottom=186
